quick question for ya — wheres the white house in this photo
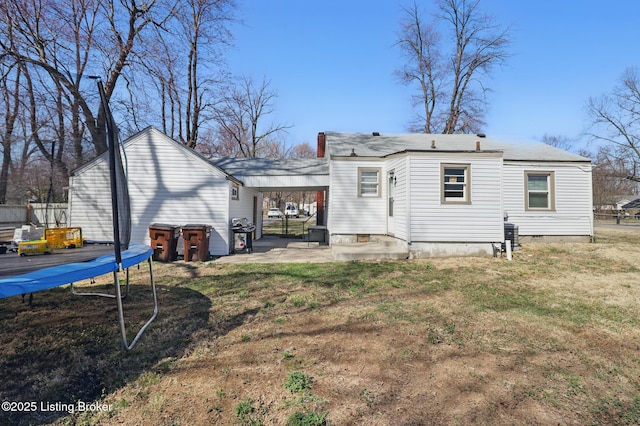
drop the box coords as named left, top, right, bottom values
left=319, top=131, right=593, bottom=257
left=68, top=127, right=593, bottom=259
left=68, top=127, right=263, bottom=256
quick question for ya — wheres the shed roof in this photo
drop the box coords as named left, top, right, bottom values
left=324, top=132, right=591, bottom=162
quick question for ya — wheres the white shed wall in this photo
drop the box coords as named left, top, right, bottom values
left=68, top=162, right=113, bottom=242
left=69, top=128, right=235, bottom=255
left=502, top=162, right=593, bottom=237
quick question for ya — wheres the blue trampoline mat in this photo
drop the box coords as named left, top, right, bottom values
left=0, top=243, right=153, bottom=299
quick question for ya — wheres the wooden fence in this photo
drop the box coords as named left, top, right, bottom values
left=0, top=203, right=68, bottom=228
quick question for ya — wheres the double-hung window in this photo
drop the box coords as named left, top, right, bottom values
left=358, top=168, right=381, bottom=197
left=441, top=164, right=470, bottom=203
left=525, top=171, right=555, bottom=210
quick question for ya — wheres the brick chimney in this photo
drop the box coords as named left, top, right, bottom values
left=317, top=132, right=326, bottom=158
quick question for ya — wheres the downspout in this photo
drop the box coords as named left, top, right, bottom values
left=406, top=156, right=412, bottom=257
left=67, top=175, right=74, bottom=228
left=316, top=132, right=326, bottom=226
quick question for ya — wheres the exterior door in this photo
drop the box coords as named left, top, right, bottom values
left=387, top=171, right=395, bottom=235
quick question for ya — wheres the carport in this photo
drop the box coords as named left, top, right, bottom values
left=210, top=157, right=330, bottom=238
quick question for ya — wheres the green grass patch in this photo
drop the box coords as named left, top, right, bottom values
left=287, top=409, right=328, bottom=426
left=593, top=396, right=640, bottom=425
left=285, top=371, right=312, bottom=393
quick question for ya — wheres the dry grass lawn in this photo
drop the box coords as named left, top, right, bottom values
left=1, top=226, right=640, bottom=425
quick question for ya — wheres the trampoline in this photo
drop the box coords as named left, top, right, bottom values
left=0, top=80, right=158, bottom=350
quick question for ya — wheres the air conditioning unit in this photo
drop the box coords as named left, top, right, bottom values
left=503, top=223, right=520, bottom=251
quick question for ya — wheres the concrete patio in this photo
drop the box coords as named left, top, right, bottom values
left=212, top=234, right=410, bottom=264
left=213, top=235, right=334, bottom=264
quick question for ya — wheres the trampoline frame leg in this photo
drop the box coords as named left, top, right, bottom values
left=69, top=258, right=158, bottom=350
left=70, top=268, right=130, bottom=299
left=114, top=258, right=158, bottom=350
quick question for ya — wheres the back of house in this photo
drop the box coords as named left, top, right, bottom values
left=320, top=132, right=592, bottom=257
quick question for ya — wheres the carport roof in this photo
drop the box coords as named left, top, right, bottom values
left=210, top=157, right=328, bottom=176
left=209, top=157, right=329, bottom=192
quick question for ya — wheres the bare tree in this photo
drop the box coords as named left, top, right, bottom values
left=396, top=2, right=443, bottom=133
left=142, top=0, right=235, bottom=149
left=213, top=76, right=291, bottom=158
left=0, top=0, right=176, bottom=157
left=290, top=142, right=316, bottom=159
left=0, top=0, right=237, bottom=203
left=541, top=134, right=576, bottom=153
left=0, top=62, right=21, bottom=203
left=591, top=145, right=638, bottom=212
left=587, top=67, right=640, bottom=183
left=396, top=0, right=510, bottom=134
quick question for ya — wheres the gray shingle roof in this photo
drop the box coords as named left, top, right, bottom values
left=324, top=132, right=591, bottom=162
left=622, top=198, right=640, bottom=209
left=210, top=157, right=329, bottom=176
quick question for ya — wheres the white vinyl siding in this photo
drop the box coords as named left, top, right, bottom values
left=525, top=171, right=555, bottom=210
left=503, top=162, right=593, bottom=236
left=235, top=174, right=328, bottom=190
left=409, top=155, right=503, bottom=243
left=386, top=157, right=409, bottom=241
left=328, top=160, right=386, bottom=235
left=68, top=162, right=114, bottom=242
left=229, top=186, right=262, bottom=246
left=441, top=164, right=471, bottom=203
left=69, top=128, right=235, bottom=255
left=358, top=167, right=381, bottom=197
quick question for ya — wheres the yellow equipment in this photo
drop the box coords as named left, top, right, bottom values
left=44, top=227, right=83, bottom=249
left=18, top=240, right=52, bottom=256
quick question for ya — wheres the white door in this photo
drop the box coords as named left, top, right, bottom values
left=387, top=171, right=395, bottom=235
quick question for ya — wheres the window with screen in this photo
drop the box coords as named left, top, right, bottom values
left=358, top=168, right=381, bottom=197
left=441, top=164, right=470, bottom=203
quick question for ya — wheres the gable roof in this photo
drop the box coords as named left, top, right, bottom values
left=324, top=132, right=591, bottom=162
left=72, top=126, right=241, bottom=184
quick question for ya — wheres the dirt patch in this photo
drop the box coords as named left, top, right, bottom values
left=1, top=227, right=640, bottom=425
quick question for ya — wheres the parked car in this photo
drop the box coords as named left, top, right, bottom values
left=285, top=204, right=299, bottom=218
left=267, top=208, right=283, bottom=218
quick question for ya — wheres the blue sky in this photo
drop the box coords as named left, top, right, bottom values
left=227, top=1, right=640, bottom=151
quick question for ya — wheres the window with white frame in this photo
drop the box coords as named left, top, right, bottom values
left=525, top=171, right=555, bottom=210
left=441, top=164, right=470, bottom=203
left=358, top=167, right=381, bottom=197
left=231, top=183, right=239, bottom=200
